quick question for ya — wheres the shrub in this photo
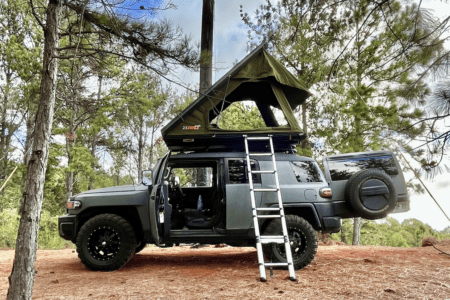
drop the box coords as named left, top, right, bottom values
left=0, top=209, right=73, bottom=249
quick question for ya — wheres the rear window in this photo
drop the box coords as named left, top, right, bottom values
left=328, top=155, right=398, bottom=181
left=289, top=161, right=325, bottom=183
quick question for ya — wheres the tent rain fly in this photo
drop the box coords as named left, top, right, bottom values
left=161, top=44, right=312, bottom=151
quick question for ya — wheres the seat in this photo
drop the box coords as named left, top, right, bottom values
left=182, top=192, right=220, bottom=229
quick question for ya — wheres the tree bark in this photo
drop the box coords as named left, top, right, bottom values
left=89, top=75, right=102, bottom=190
left=199, top=0, right=214, bottom=94
left=0, top=70, right=11, bottom=179
left=352, top=217, right=361, bottom=245
left=137, top=116, right=144, bottom=183
left=7, top=1, right=62, bottom=299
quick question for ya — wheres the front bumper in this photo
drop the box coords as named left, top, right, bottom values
left=58, top=214, right=77, bottom=241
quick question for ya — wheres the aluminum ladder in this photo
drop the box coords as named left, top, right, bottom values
left=243, top=135, right=296, bottom=282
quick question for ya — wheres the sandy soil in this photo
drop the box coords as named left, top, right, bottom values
left=1, top=244, right=450, bottom=299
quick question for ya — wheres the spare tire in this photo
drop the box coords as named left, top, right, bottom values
left=345, top=169, right=397, bottom=220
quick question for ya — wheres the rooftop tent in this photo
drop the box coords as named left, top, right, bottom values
left=161, top=44, right=312, bottom=151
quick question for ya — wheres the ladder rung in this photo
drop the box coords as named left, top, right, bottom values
left=253, top=188, right=278, bottom=192
left=256, top=208, right=281, bottom=211
left=248, top=153, right=272, bottom=157
left=260, top=235, right=286, bottom=239
left=263, top=262, right=290, bottom=267
left=257, top=215, right=281, bottom=218
left=246, top=137, right=271, bottom=141
left=251, top=170, right=275, bottom=174
left=259, top=238, right=285, bottom=244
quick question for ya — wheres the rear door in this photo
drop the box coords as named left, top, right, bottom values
left=322, top=151, right=409, bottom=213
left=150, top=152, right=170, bottom=245
left=225, top=158, right=262, bottom=231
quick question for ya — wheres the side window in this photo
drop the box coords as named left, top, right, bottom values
left=228, top=159, right=261, bottom=184
left=328, top=155, right=399, bottom=181
left=290, top=161, right=325, bottom=183
left=172, top=167, right=213, bottom=187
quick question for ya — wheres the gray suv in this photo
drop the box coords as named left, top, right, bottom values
left=58, top=150, right=408, bottom=272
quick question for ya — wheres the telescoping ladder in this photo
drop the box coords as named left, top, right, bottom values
left=243, top=135, right=296, bottom=282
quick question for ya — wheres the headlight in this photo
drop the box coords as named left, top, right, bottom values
left=66, top=200, right=82, bottom=209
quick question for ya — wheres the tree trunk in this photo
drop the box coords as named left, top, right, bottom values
left=66, top=103, right=77, bottom=199
left=23, top=112, right=35, bottom=165
left=89, top=75, right=103, bottom=190
left=352, top=217, right=361, bottom=245
left=0, top=71, right=11, bottom=179
left=7, top=1, right=62, bottom=299
left=137, top=116, right=144, bottom=183
left=199, top=0, right=214, bottom=94
left=300, top=101, right=309, bottom=153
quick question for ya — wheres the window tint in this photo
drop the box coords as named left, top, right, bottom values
left=290, top=161, right=325, bottom=183
left=228, top=159, right=260, bottom=184
left=328, top=155, right=398, bottom=181
left=172, top=167, right=213, bottom=187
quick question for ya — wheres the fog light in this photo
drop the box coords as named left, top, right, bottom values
left=319, top=188, right=332, bottom=198
left=66, top=201, right=81, bottom=209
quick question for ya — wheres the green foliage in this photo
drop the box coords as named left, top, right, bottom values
left=330, top=217, right=450, bottom=247
left=217, top=102, right=265, bottom=130
left=0, top=209, right=73, bottom=249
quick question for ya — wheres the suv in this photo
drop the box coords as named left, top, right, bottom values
left=58, top=150, right=409, bottom=272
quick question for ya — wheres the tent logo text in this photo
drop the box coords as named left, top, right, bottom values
left=182, top=125, right=201, bottom=130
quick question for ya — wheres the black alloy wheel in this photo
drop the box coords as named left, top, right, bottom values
left=262, top=215, right=317, bottom=270
left=87, top=226, right=121, bottom=261
left=76, top=214, right=137, bottom=271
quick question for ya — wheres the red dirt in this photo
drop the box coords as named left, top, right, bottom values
left=1, top=244, right=450, bottom=299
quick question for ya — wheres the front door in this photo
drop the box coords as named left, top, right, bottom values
left=150, top=152, right=170, bottom=245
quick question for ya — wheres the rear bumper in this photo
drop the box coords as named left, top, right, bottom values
left=58, top=215, right=77, bottom=241
left=322, top=217, right=341, bottom=233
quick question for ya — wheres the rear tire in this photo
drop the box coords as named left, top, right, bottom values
left=76, top=214, right=137, bottom=271
left=262, top=215, right=317, bottom=270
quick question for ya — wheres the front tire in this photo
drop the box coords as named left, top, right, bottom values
left=76, top=214, right=137, bottom=271
left=262, top=215, right=317, bottom=270
left=134, top=241, right=146, bottom=254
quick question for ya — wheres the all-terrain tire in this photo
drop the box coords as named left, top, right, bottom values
left=76, top=214, right=137, bottom=271
left=134, top=241, right=146, bottom=254
left=262, top=215, right=317, bottom=270
left=345, top=169, right=397, bottom=220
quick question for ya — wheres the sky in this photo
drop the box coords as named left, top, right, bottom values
left=152, top=0, right=450, bottom=231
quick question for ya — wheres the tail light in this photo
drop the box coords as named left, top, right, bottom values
left=319, top=188, right=332, bottom=198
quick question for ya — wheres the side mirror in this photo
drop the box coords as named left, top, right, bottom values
left=142, top=170, right=152, bottom=186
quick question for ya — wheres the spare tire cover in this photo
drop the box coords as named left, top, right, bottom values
left=344, top=169, right=397, bottom=220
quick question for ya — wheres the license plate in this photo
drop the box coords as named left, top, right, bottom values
left=391, top=201, right=410, bottom=214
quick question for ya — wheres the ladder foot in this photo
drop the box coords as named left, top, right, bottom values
left=289, top=276, right=296, bottom=282
left=260, top=277, right=267, bottom=282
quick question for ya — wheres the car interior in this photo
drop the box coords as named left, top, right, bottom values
left=166, top=161, right=223, bottom=230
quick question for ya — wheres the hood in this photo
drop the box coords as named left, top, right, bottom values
left=76, top=185, right=136, bottom=196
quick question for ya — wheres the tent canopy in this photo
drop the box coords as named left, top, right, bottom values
left=161, top=44, right=312, bottom=150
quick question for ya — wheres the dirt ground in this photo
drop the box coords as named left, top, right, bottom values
left=1, top=243, right=450, bottom=300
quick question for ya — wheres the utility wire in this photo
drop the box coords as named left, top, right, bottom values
left=400, top=152, right=450, bottom=223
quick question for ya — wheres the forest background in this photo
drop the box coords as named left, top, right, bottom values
left=1, top=0, right=450, bottom=251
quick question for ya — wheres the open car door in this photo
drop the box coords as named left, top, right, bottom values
left=149, top=152, right=171, bottom=245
